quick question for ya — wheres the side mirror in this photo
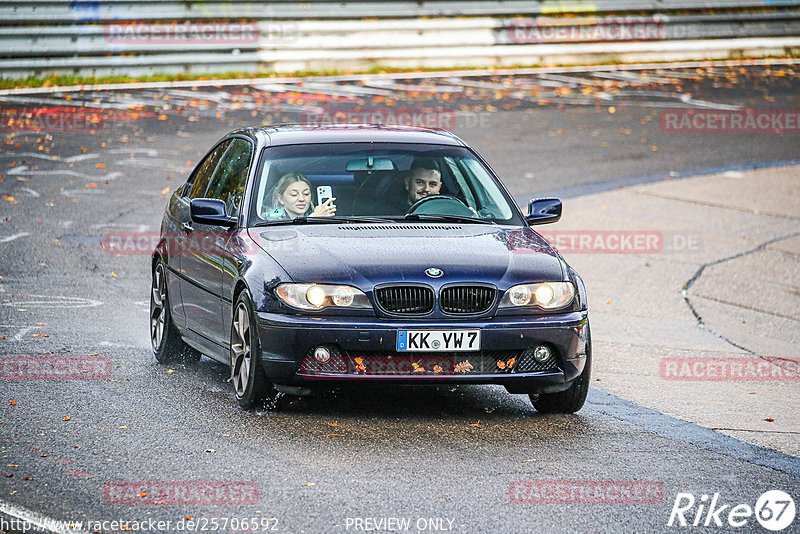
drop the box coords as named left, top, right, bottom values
left=190, top=198, right=236, bottom=228
left=526, top=197, right=562, bottom=225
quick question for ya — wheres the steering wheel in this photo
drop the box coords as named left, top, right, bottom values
left=406, top=194, right=470, bottom=215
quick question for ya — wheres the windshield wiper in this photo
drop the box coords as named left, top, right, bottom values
left=401, top=214, right=497, bottom=225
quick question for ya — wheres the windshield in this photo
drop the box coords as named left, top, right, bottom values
left=248, top=143, right=523, bottom=225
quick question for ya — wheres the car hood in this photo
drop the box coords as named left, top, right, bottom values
left=248, top=224, right=565, bottom=288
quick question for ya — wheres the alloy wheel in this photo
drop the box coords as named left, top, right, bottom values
left=231, top=301, right=251, bottom=397
left=150, top=264, right=167, bottom=351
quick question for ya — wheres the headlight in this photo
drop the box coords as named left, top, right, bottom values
left=275, top=283, right=371, bottom=311
left=499, top=282, right=574, bottom=310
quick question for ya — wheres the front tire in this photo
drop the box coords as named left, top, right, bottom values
left=150, top=260, right=201, bottom=364
left=230, top=291, right=286, bottom=410
left=529, top=323, right=591, bottom=414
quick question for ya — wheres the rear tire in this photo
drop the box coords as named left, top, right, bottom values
left=230, top=291, right=287, bottom=411
left=529, top=323, right=591, bottom=414
left=150, top=260, right=201, bottom=364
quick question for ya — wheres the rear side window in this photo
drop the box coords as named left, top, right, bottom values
left=187, top=140, right=231, bottom=199
left=205, top=138, right=254, bottom=216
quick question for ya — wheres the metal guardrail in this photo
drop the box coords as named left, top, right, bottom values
left=3, top=1, right=800, bottom=22
left=0, top=1, right=799, bottom=78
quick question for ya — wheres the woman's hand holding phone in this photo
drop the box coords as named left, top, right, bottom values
left=311, top=197, right=336, bottom=217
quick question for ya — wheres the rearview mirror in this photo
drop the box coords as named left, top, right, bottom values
left=190, top=198, right=236, bottom=228
left=526, top=198, right=562, bottom=225
left=345, top=157, right=396, bottom=172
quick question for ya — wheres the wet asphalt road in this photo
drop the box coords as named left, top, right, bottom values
left=1, top=63, right=799, bottom=533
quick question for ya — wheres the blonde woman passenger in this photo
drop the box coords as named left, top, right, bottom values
left=266, top=172, right=336, bottom=220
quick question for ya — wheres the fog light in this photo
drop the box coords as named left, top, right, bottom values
left=313, top=346, right=331, bottom=363
left=533, top=345, right=552, bottom=363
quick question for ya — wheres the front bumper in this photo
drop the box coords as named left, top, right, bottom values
left=255, top=311, right=589, bottom=393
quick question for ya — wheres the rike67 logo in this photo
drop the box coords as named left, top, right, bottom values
left=668, top=490, right=795, bottom=531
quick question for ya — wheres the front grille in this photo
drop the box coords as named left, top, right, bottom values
left=375, top=285, right=434, bottom=315
left=300, top=350, right=523, bottom=376
left=440, top=285, right=495, bottom=314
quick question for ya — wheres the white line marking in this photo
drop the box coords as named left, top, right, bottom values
left=40, top=171, right=118, bottom=180
left=96, top=340, right=142, bottom=348
left=442, top=78, right=515, bottom=90
left=1, top=295, right=102, bottom=309
left=63, top=153, right=100, bottom=163
left=0, top=325, right=43, bottom=341
left=301, top=81, right=394, bottom=96
left=8, top=165, right=122, bottom=181
left=535, top=73, right=605, bottom=86
left=362, top=80, right=461, bottom=93
left=104, top=148, right=164, bottom=157
left=1, top=154, right=59, bottom=162
left=90, top=223, right=150, bottom=232
left=0, top=232, right=30, bottom=243
left=678, top=93, right=742, bottom=110
left=253, top=83, right=379, bottom=98
left=0, top=94, right=136, bottom=110
left=61, top=189, right=105, bottom=198
left=1, top=149, right=163, bottom=163
left=19, top=187, right=40, bottom=198
left=0, top=497, right=89, bottom=534
left=593, top=90, right=742, bottom=110
left=2, top=58, right=797, bottom=96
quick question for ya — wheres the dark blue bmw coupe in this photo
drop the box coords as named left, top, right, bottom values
left=150, top=124, right=591, bottom=413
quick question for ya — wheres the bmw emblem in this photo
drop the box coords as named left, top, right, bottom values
left=425, top=267, right=443, bottom=278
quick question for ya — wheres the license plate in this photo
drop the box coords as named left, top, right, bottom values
left=397, top=329, right=480, bottom=352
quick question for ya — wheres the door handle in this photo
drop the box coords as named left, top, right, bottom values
left=182, top=221, right=193, bottom=232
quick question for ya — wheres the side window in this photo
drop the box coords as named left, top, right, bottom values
left=205, top=138, right=254, bottom=216
left=187, top=140, right=232, bottom=199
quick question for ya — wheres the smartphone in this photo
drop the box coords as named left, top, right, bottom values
left=317, top=185, right=333, bottom=205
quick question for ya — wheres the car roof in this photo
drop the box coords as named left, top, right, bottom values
left=228, top=124, right=467, bottom=147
